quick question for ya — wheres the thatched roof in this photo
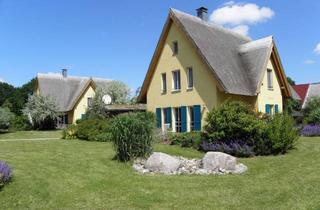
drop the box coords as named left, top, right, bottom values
left=37, top=73, right=110, bottom=112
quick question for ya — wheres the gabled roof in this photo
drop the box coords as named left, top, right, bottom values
left=138, top=8, right=291, bottom=102
left=297, top=83, right=320, bottom=108
left=289, top=85, right=302, bottom=101
left=37, top=73, right=110, bottom=112
left=293, top=84, right=309, bottom=104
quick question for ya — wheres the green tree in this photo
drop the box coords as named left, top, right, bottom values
left=0, top=107, right=15, bottom=130
left=0, top=82, right=15, bottom=106
left=287, top=77, right=296, bottom=86
left=23, top=94, right=58, bottom=130
left=4, top=78, right=36, bottom=115
left=101, top=80, right=131, bottom=104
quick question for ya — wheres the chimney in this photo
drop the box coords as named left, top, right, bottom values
left=196, top=7, right=208, bottom=21
left=62, top=69, right=68, bottom=78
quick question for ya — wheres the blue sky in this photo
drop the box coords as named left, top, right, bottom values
left=0, top=0, right=319, bottom=90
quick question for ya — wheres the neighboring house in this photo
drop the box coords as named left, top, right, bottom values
left=293, top=83, right=320, bottom=108
left=35, top=69, right=110, bottom=127
left=137, top=7, right=292, bottom=132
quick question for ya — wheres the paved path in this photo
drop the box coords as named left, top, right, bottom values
left=0, top=138, right=60, bottom=142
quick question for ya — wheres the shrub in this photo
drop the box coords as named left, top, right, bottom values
left=305, top=108, right=320, bottom=125
left=62, top=124, right=78, bottom=140
left=0, top=161, right=13, bottom=188
left=203, top=101, right=264, bottom=145
left=111, top=112, right=155, bottom=162
left=303, top=96, right=320, bottom=117
left=0, top=107, right=14, bottom=131
left=169, top=132, right=202, bottom=149
left=200, top=140, right=254, bottom=157
left=76, top=118, right=112, bottom=142
left=265, top=113, right=299, bottom=154
left=11, top=115, right=32, bottom=131
left=300, top=124, right=320, bottom=137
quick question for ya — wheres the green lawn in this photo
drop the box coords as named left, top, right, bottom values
left=0, top=132, right=320, bottom=209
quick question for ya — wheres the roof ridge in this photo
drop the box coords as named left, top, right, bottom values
left=238, top=36, right=273, bottom=52
left=170, top=8, right=252, bottom=42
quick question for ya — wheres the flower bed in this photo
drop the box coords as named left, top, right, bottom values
left=300, top=125, right=320, bottom=137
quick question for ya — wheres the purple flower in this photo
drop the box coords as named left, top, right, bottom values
left=300, top=125, right=320, bottom=137
left=200, top=140, right=254, bottom=157
left=0, top=161, right=13, bottom=185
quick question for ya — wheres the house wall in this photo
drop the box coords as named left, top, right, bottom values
left=257, top=59, right=283, bottom=113
left=146, top=23, right=220, bottom=129
left=71, top=85, right=95, bottom=123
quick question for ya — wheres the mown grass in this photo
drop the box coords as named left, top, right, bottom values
left=0, top=131, right=320, bottom=209
left=0, top=130, right=61, bottom=139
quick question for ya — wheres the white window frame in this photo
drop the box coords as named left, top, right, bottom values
left=87, top=97, right=93, bottom=108
left=187, top=67, right=193, bottom=89
left=172, top=70, right=181, bottom=91
left=161, top=73, right=167, bottom=93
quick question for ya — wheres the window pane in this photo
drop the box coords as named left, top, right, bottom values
left=161, top=73, right=167, bottom=92
left=188, top=67, right=193, bottom=88
left=173, top=41, right=178, bottom=55
left=267, top=69, right=273, bottom=89
left=173, top=70, right=181, bottom=90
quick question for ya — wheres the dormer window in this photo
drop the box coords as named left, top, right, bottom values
left=173, top=41, right=178, bottom=55
left=267, top=69, right=273, bottom=90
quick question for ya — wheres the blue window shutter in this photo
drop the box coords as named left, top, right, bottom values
left=81, top=114, right=87, bottom=120
left=156, top=108, right=162, bottom=128
left=275, top=105, right=279, bottom=113
left=193, top=105, right=201, bottom=131
left=265, top=104, right=271, bottom=115
left=181, top=106, right=187, bottom=132
left=166, top=107, right=172, bottom=128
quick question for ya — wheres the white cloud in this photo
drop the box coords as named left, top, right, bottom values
left=230, top=25, right=249, bottom=36
left=224, top=1, right=235, bottom=6
left=314, top=43, right=320, bottom=54
left=304, top=59, right=315, bottom=64
left=210, top=2, right=275, bottom=25
left=0, top=78, right=4, bottom=83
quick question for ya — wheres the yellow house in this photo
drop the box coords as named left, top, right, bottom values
left=137, top=7, right=292, bottom=132
left=35, top=69, right=110, bottom=127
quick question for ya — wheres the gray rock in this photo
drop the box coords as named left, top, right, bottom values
left=145, top=152, right=181, bottom=174
left=202, top=152, right=237, bottom=171
left=233, top=163, right=248, bottom=174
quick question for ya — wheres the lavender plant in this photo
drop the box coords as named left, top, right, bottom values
left=300, top=124, right=320, bottom=137
left=200, top=140, right=255, bottom=157
left=0, top=161, right=13, bottom=187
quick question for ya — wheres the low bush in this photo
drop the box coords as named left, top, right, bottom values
left=203, top=101, right=264, bottom=145
left=169, top=132, right=202, bottom=149
left=200, top=140, right=254, bottom=157
left=11, top=115, right=32, bottom=131
left=264, top=113, right=299, bottom=154
left=75, top=118, right=112, bottom=142
left=300, top=124, right=320, bottom=137
left=111, top=112, right=155, bottom=162
left=62, top=124, right=78, bottom=140
left=0, top=161, right=13, bottom=188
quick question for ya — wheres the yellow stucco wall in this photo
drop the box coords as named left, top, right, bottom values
left=257, top=59, right=283, bottom=113
left=71, top=85, right=95, bottom=123
left=146, top=23, right=221, bottom=130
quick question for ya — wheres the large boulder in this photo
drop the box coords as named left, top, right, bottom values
left=202, top=152, right=236, bottom=172
left=145, top=152, right=181, bottom=174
